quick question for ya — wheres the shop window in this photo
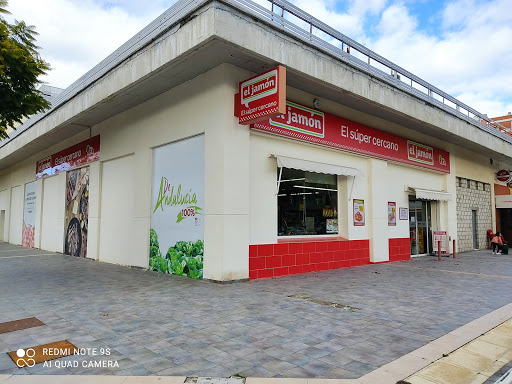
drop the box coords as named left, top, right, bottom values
left=277, top=168, right=338, bottom=236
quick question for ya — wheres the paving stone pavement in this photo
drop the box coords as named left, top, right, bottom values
left=0, top=242, right=511, bottom=379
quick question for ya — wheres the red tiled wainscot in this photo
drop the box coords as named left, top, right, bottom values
left=389, top=238, right=411, bottom=262
left=249, top=239, right=370, bottom=280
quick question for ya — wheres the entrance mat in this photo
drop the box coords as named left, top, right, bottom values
left=0, top=317, right=45, bottom=334
left=8, top=340, right=77, bottom=368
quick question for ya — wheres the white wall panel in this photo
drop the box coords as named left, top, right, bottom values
left=40, top=174, right=65, bottom=252
left=99, top=155, right=142, bottom=267
left=8, top=185, right=23, bottom=245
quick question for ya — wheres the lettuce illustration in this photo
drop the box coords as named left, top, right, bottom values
left=149, top=228, right=203, bottom=279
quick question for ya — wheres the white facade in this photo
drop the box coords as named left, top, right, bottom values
left=1, top=1, right=511, bottom=281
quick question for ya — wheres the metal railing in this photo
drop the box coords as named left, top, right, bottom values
left=2, top=0, right=511, bottom=148
left=224, top=0, right=511, bottom=141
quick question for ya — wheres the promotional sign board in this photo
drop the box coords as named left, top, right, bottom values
left=388, top=202, right=396, bottom=226
left=64, top=167, right=89, bottom=258
left=353, top=199, right=365, bottom=226
left=433, top=231, right=448, bottom=252
left=326, top=219, right=338, bottom=234
left=496, top=195, right=512, bottom=209
left=399, top=207, right=408, bottom=220
left=22, top=182, right=36, bottom=248
left=236, top=66, right=286, bottom=125
left=252, top=101, right=450, bottom=173
left=150, top=135, right=205, bottom=279
left=36, top=136, right=100, bottom=179
left=496, top=170, right=511, bottom=183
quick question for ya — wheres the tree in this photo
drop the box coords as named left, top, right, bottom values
left=0, top=0, right=50, bottom=139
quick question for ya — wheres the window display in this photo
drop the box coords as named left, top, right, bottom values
left=277, top=168, right=338, bottom=236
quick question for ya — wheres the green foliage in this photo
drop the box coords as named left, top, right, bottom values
left=148, top=229, right=203, bottom=279
left=0, top=0, right=50, bottom=139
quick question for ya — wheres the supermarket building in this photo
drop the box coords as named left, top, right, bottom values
left=1, top=0, right=512, bottom=282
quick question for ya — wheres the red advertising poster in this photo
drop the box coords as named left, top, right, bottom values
left=433, top=231, right=448, bottom=252
left=388, top=202, right=396, bottom=226
left=353, top=199, right=365, bottom=226
left=252, top=101, right=450, bottom=173
left=496, top=170, right=511, bottom=182
left=236, top=66, right=286, bottom=125
left=36, top=136, right=100, bottom=179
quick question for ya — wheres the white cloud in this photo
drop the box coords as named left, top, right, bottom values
left=290, top=0, right=388, bottom=40
left=6, top=0, right=173, bottom=88
left=367, top=0, right=512, bottom=117
left=5, top=0, right=511, bottom=117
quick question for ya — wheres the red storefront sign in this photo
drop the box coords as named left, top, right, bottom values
left=252, top=101, right=450, bottom=173
left=236, top=66, right=286, bottom=125
left=496, top=170, right=511, bottom=182
left=36, top=136, right=100, bottom=178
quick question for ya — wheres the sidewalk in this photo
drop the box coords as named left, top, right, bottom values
left=0, top=242, right=511, bottom=382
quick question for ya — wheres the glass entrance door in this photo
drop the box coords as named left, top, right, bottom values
left=409, top=197, right=433, bottom=256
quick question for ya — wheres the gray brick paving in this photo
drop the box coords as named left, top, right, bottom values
left=0, top=242, right=511, bottom=378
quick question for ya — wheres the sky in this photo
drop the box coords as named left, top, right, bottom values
left=6, top=0, right=512, bottom=118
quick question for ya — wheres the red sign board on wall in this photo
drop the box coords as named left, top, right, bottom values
left=252, top=101, right=450, bottom=173
left=236, top=66, right=286, bottom=125
left=36, top=135, right=100, bottom=178
left=496, top=170, right=511, bottom=182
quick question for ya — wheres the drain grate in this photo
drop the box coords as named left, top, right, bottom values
left=288, top=295, right=360, bottom=311
left=185, top=377, right=246, bottom=384
left=0, top=317, right=45, bottom=334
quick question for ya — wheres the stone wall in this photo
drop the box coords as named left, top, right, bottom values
left=456, top=177, right=492, bottom=252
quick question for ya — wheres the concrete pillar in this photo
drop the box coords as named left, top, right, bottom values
left=203, top=64, right=250, bottom=281
left=87, top=161, right=101, bottom=260
left=367, top=158, right=389, bottom=262
left=446, top=159, right=458, bottom=253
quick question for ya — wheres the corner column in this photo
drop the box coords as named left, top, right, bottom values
left=367, top=158, right=389, bottom=262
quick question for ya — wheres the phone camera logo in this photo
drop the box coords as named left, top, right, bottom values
left=16, top=348, right=36, bottom=367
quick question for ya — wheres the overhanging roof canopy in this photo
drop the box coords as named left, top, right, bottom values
left=273, top=155, right=364, bottom=177
left=406, top=186, right=452, bottom=201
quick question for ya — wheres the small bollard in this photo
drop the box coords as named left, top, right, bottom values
left=438, top=240, right=442, bottom=261
left=453, top=239, right=456, bottom=259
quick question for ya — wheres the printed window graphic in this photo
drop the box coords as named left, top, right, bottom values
left=150, top=135, right=205, bottom=279
left=64, top=167, right=89, bottom=258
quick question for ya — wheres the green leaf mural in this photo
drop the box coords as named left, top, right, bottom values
left=149, top=228, right=203, bottom=279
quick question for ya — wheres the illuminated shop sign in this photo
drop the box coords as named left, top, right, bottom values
left=496, top=170, right=511, bottom=182
left=252, top=101, right=450, bottom=173
left=235, top=66, right=286, bottom=125
left=36, top=136, right=100, bottom=178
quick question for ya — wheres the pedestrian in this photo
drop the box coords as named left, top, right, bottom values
left=491, top=232, right=503, bottom=254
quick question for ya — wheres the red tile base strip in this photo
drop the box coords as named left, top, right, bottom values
left=249, top=239, right=370, bottom=280
left=389, top=238, right=411, bottom=262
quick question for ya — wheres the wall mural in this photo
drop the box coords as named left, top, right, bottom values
left=150, top=135, right=205, bottom=279
left=64, top=167, right=89, bottom=258
left=22, top=181, right=36, bottom=248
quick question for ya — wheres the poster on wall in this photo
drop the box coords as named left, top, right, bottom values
left=433, top=231, right=448, bottom=252
left=399, top=207, right=408, bottom=220
left=150, top=135, right=205, bottom=279
left=388, top=202, right=396, bottom=226
left=64, top=167, right=89, bottom=258
left=353, top=199, right=365, bottom=226
left=22, top=181, right=36, bottom=248
left=326, top=219, right=338, bottom=234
